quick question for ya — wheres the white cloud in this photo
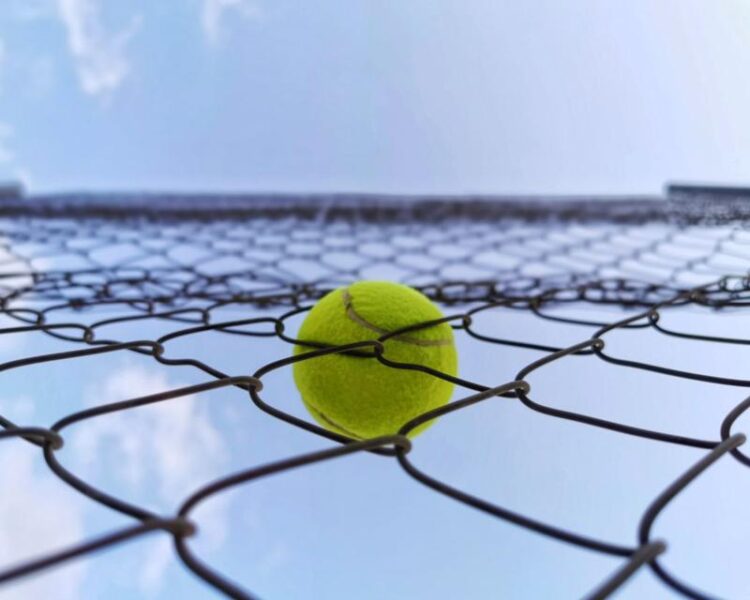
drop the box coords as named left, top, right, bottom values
left=74, top=364, right=229, bottom=593
left=56, top=0, right=140, bottom=97
left=0, top=396, right=35, bottom=421
left=76, top=364, right=227, bottom=500
left=138, top=536, right=173, bottom=595
left=13, top=166, right=33, bottom=190
left=0, top=125, right=31, bottom=193
left=0, top=445, right=86, bottom=600
left=202, top=0, right=260, bottom=44
left=0, top=34, right=41, bottom=193
left=0, top=394, right=86, bottom=600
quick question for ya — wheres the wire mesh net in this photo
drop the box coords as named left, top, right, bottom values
left=1, top=191, right=750, bottom=599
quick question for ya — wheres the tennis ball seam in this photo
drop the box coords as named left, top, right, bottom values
left=342, top=288, right=452, bottom=347
left=306, top=402, right=363, bottom=439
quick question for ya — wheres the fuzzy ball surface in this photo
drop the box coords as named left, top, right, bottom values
left=293, top=281, right=458, bottom=439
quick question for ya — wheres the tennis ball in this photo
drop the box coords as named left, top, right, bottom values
left=293, top=281, right=458, bottom=439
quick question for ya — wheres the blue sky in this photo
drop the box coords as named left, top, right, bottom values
left=1, top=3, right=750, bottom=600
left=1, top=1, right=750, bottom=194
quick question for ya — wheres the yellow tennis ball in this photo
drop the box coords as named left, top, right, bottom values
left=293, top=281, right=458, bottom=439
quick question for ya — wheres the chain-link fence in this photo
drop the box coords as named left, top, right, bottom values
left=1, top=191, right=750, bottom=599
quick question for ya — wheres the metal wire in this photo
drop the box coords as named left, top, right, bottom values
left=0, top=193, right=750, bottom=598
